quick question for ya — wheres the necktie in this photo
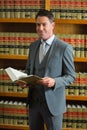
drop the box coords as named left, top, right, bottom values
left=39, top=42, right=46, bottom=63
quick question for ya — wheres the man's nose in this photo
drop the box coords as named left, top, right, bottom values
left=39, top=25, right=43, bottom=30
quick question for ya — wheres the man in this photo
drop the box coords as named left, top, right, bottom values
left=25, top=9, right=76, bottom=130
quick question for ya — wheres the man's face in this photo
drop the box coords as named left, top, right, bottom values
left=36, top=16, right=55, bottom=40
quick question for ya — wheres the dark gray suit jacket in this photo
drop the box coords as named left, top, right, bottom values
left=26, top=36, right=76, bottom=116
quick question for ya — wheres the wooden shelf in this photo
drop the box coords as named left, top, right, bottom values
left=0, top=18, right=35, bottom=23
left=1, top=55, right=87, bottom=62
left=0, top=54, right=28, bottom=60
left=0, top=18, right=87, bottom=25
left=0, top=124, right=29, bottom=130
left=74, top=57, right=87, bottom=62
left=55, top=19, right=87, bottom=25
left=66, top=95, right=87, bottom=101
left=0, top=124, right=86, bottom=130
left=63, top=129, right=87, bottom=130
left=0, top=92, right=28, bottom=98
left=0, top=92, right=87, bottom=101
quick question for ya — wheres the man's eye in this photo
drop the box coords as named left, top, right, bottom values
left=36, top=24, right=40, bottom=26
left=43, top=24, right=46, bottom=26
left=36, top=23, right=47, bottom=27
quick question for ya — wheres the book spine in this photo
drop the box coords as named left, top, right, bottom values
left=68, top=84, right=75, bottom=95
left=85, top=35, right=87, bottom=57
left=0, top=69, right=4, bottom=92
left=4, top=0, right=11, bottom=18
left=74, top=73, right=80, bottom=96
left=75, top=34, right=81, bottom=58
left=20, top=0, right=25, bottom=18
left=3, top=33, right=10, bottom=54
left=79, top=72, right=85, bottom=96
left=84, top=73, right=87, bottom=95
left=82, top=105, right=87, bottom=129
left=82, top=4, right=87, bottom=20
left=18, top=33, right=25, bottom=55
left=80, top=35, right=85, bottom=57
left=72, top=105, right=77, bottom=128
left=76, top=105, right=83, bottom=128
left=0, top=100, right=4, bottom=124
left=9, top=32, right=15, bottom=55
left=67, top=104, right=72, bottom=128
left=3, top=101, right=9, bottom=124
left=17, top=102, right=28, bottom=125
left=3, top=69, right=10, bottom=93
left=14, top=0, right=21, bottom=18
left=0, top=0, right=5, bottom=18
left=60, top=0, right=67, bottom=19
left=63, top=111, right=68, bottom=128
left=0, top=33, right=5, bottom=54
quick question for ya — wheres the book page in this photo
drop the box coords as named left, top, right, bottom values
left=5, top=67, right=42, bottom=84
left=5, top=67, right=27, bottom=82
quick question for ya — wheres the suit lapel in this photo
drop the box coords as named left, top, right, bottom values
left=30, top=40, right=40, bottom=74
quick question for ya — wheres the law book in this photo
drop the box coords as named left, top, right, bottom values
left=76, top=105, right=83, bottom=128
left=85, top=35, right=87, bottom=57
left=16, top=102, right=28, bottom=125
left=3, top=101, right=10, bottom=124
left=80, top=35, right=85, bottom=57
left=67, top=104, right=73, bottom=128
left=63, top=111, right=68, bottom=128
left=0, top=100, right=4, bottom=124
left=68, top=84, right=75, bottom=95
left=82, top=105, right=87, bottom=129
left=5, top=67, right=42, bottom=84
left=79, top=72, right=85, bottom=96
left=71, top=104, right=77, bottom=128
left=75, top=34, right=81, bottom=58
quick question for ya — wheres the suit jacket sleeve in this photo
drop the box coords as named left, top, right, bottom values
left=54, top=44, right=76, bottom=91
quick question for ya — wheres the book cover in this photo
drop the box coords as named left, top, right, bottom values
left=5, top=67, right=42, bottom=84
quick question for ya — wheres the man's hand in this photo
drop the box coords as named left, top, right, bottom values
left=16, top=81, right=28, bottom=88
left=37, top=77, right=55, bottom=88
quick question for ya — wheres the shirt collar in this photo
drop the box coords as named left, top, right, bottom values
left=41, top=35, right=55, bottom=46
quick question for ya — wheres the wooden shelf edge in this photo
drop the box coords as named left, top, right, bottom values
left=0, top=92, right=87, bottom=101
left=66, top=95, right=87, bottom=101
left=0, top=54, right=28, bottom=60
left=74, top=57, right=87, bottom=62
left=0, top=124, right=86, bottom=130
left=1, top=55, right=87, bottom=62
left=55, top=19, right=87, bottom=25
left=0, top=92, right=28, bottom=98
left=0, top=18, right=87, bottom=25
left=0, top=18, right=35, bottom=23
left=63, top=128, right=87, bottom=130
left=0, top=124, right=29, bottom=129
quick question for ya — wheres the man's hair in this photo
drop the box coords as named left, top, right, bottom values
left=35, top=9, right=54, bottom=23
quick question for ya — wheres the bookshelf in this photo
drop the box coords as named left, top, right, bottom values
left=0, top=0, right=87, bottom=130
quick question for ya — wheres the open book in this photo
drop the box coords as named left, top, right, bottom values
left=5, top=67, right=42, bottom=84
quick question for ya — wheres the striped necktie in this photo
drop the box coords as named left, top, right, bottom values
left=39, top=42, right=46, bottom=63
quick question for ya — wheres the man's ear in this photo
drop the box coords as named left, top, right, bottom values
left=52, top=22, right=55, bottom=29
